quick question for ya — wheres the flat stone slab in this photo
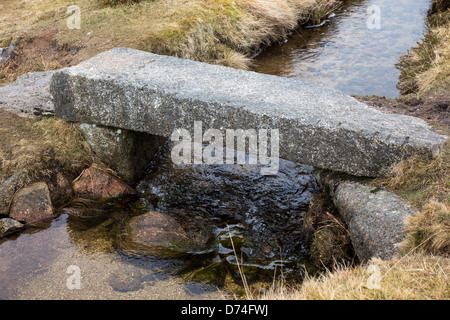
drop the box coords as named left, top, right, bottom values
left=0, top=71, right=55, bottom=118
left=51, top=47, right=447, bottom=177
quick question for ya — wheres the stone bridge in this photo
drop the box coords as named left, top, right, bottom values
left=49, top=47, right=448, bottom=262
left=50, top=47, right=446, bottom=178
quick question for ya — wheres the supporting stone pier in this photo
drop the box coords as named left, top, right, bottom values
left=316, top=171, right=418, bottom=262
left=78, top=123, right=166, bottom=182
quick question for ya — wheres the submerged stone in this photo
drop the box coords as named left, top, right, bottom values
left=108, top=269, right=143, bottom=292
left=62, top=207, right=108, bottom=219
left=121, top=211, right=192, bottom=256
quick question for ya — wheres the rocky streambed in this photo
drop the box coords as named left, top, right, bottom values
left=133, top=141, right=319, bottom=284
left=0, top=138, right=320, bottom=298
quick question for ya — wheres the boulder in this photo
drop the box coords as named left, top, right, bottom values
left=332, top=181, right=418, bottom=262
left=72, top=164, right=135, bottom=198
left=0, top=170, right=32, bottom=215
left=0, top=218, right=25, bottom=237
left=9, top=182, right=55, bottom=226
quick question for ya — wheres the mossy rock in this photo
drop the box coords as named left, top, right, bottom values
left=0, top=37, right=12, bottom=49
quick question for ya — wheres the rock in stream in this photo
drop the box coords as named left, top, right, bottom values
left=135, top=141, right=319, bottom=263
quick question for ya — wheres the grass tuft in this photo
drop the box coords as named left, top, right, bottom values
left=372, top=140, right=449, bottom=257
left=402, top=200, right=450, bottom=256
left=397, top=8, right=450, bottom=95
left=373, top=141, right=449, bottom=210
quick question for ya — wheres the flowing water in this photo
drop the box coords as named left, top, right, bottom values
left=252, top=0, right=431, bottom=98
left=0, top=0, right=433, bottom=299
left=0, top=141, right=318, bottom=299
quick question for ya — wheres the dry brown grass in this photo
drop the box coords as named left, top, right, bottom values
left=0, top=50, right=65, bottom=86
left=374, top=141, right=449, bottom=209
left=402, top=200, right=450, bottom=255
left=0, top=26, right=72, bottom=86
left=1, top=0, right=340, bottom=78
left=98, top=0, right=143, bottom=5
left=431, top=0, right=450, bottom=14
left=0, top=110, right=93, bottom=183
left=302, top=193, right=356, bottom=269
left=260, top=254, right=449, bottom=300
left=415, top=20, right=450, bottom=93
left=397, top=8, right=450, bottom=95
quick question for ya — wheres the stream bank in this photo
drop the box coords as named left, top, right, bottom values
left=0, top=0, right=341, bottom=87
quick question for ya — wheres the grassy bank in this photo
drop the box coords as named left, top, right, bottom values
left=0, top=0, right=340, bottom=85
left=397, top=2, right=450, bottom=95
left=256, top=140, right=449, bottom=300
left=0, top=110, right=94, bottom=208
left=0, top=111, right=92, bottom=182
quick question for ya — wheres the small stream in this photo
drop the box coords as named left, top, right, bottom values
left=0, top=0, right=433, bottom=299
left=0, top=141, right=317, bottom=299
left=252, top=0, right=431, bottom=98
